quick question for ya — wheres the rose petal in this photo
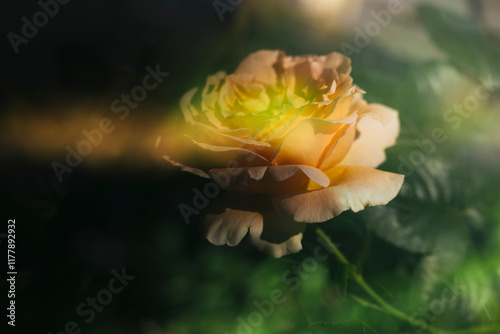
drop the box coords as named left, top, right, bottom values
left=162, top=155, right=210, bottom=179
left=161, top=133, right=271, bottom=177
left=316, top=52, right=354, bottom=99
left=234, top=50, right=281, bottom=86
left=317, top=125, right=356, bottom=170
left=339, top=104, right=400, bottom=168
left=201, top=71, right=228, bottom=129
left=272, top=113, right=357, bottom=167
left=253, top=106, right=304, bottom=142
left=208, top=165, right=330, bottom=195
left=317, top=52, right=352, bottom=77
left=272, top=166, right=404, bottom=223
left=180, top=87, right=200, bottom=125
left=197, top=122, right=271, bottom=148
left=191, top=139, right=271, bottom=167
left=322, top=88, right=363, bottom=120
left=180, top=83, right=273, bottom=151
left=202, top=192, right=305, bottom=258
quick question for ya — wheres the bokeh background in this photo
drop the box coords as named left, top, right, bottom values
left=1, top=0, right=500, bottom=333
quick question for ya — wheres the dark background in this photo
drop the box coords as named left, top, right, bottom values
left=1, top=1, right=243, bottom=333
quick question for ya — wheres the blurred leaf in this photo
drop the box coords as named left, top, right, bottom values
left=419, top=4, right=500, bottom=84
left=361, top=157, right=490, bottom=308
left=363, top=159, right=471, bottom=255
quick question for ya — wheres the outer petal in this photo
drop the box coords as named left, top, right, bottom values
left=202, top=193, right=305, bottom=258
left=160, top=135, right=271, bottom=178
left=208, top=165, right=330, bottom=195
left=272, top=166, right=404, bottom=223
left=190, top=139, right=271, bottom=168
left=339, top=104, right=400, bottom=168
left=234, top=50, right=281, bottom=86
left=180, top=87, right=200, bottom=125
left=316, top=52, right=352, bottom=77
left=162, top=155, right=209, bottom=179
left=272, top=113, right=357, bottom=167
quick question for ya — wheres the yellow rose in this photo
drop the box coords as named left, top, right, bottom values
left=164, top=50, right=404, bottom=257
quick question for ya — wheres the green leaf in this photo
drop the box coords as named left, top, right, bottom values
left=363, top=159, right=470, bottom=255
left=419, top=4, right=500, bottom=84
left=361, top=156, right=492, bottom=308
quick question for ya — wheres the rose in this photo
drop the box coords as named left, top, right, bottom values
left=164, top=50, right=404, bottom=258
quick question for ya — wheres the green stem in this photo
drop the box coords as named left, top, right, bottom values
left=315, top=228, right=499, bottom=334
left=446, top=325, right=500, bottom=334
left=316, top=228, right=349, bottom=265
left=316, top=228, right=420, bottom=325
left=352, top=272, right=414, bottom=323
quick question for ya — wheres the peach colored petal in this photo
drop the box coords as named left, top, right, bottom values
left=339, top=104, right=400, bottom=168
left=322, top=88, right=363, bottom=120
left=181, top=80, right=277, bottom=136
left=197, top=122, right=271, bottom=148
left=202, top=193, right=305, bottom=258
left=201, top=71, right=226, bottom=111
left=180, top=87, right=200, bottom=125
left=182, top=84, right=229, bottom=130
left=190, top=139, right=271, bottom=167
left=317, top=125, right=356, bottom=171
left=201, top=71, right=227, bottom=129
left=162, top=155, right=210, bottom=179
left=315, top=52, right=354, bottom=99
left=272, top=113, right=357, bottom=167
left=317, top=52, right=352, bottom=77
left=161, top=134, right=270, bottom=176
left=234, top=50, right=281, bottom=87
left=272, top=166, right=404, bottom=223
left=208, top=165, right=330, bottom=195
left=220, top=74, right=270, bottom=115
left=253, top=106, right=303, bottom=141
left=288, top=58, right=324, bottom=87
